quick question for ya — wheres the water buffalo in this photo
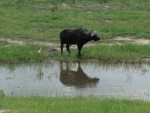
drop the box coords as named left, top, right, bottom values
left=60, top=62, right=99, bottom=88
left=60, top=28, right=100, bottom=56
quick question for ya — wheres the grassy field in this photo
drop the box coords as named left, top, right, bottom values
left=55, top=43, right=150, bottom=62
left=0, top=0, right=150, bottom=41
left=0, top=41, right=48, bottom=63
left=0, top=95, right=150, bottom=113
left=0, top=1, right=150, bottom=112
left=0, top=0, right=150, bottom=62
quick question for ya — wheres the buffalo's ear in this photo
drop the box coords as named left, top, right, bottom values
left=91, top=31, right=96, bottom=37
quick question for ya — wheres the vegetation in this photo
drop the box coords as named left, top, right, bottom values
left=0, top=0, right=149, bottom=62
left=0, top=44, right=48, bottom=63
left=83, top=44, right=150, bottom=61
left=0, top=0, right=150, bottom=41
left=0, top=95, right=150, bottom=113
left=55, top=44, right=150, bottom=62
left=0, top=0, right=150, bottom=112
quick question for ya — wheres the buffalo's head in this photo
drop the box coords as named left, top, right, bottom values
left=91, top=31, right=100, bottom=41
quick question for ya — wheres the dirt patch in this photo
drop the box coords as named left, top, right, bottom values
left=1, top=37, right=150, bottom=48
left=0, top=38, right=98, bottom=49
left=57, top=2, right=130, bottom=10
left=104, top=19, right=113, bottom=24
left=0, top=38, right=100, bottom=56
left=0, top=38, right=60, bottom=49
left=0, top=109, right=10, bottom=113
left=0, top=38, right=24, bottom=45
left=114, top=36, right=150, bottom=45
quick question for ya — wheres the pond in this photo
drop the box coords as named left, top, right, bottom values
left=0, top=60, right=150, bottom=101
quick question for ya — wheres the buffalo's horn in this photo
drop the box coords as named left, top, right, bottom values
left=91, top=31, right=97, bottom=36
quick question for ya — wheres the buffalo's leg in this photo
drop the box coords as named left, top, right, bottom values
left=77, top=44, right=83, bottom=56
left=66, top=44, right=70, bottom=54
left=61, top=43, right=64, bottom=55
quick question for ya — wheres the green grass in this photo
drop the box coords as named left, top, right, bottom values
left=0, top=0, right=150, bottom=62
left=1, top=96, right=150, bottom=113
left=1, top=42, right=148, bottom=63
left=0, top=41, right=8, bottom=47
left=56, top=44, right=150, bottom=62
left=0, top=1, right=150, bottom=111
left=83, top=44, right=150, bottom=61
left=0, top=45, right=48, bottom=63
left=0, top=0, right=150, bottom=41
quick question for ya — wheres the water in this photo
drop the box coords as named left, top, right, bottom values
left=0, top=60, right=150, bottom=101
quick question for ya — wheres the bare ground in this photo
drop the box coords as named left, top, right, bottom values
left=114, top=36, right=150, bottom=45
left=1, top=36, right=150, bottom=47
left=0, top=109, right=10, bottom=113
left=0, top=38, right=97, bottom=56
left=0, top=37, right=150, bottom=55
left=0, top=38, right=98, bottom=50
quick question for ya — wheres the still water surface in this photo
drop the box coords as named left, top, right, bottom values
left=0, top=60, right=150, bottom=101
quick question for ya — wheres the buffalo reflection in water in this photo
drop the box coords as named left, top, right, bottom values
left=60, top=62, right=99, bottom=88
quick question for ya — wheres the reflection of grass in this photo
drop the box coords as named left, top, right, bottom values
left=1, top=96, right=150, bottom=113
left=0, top=45, right=48, bottom=63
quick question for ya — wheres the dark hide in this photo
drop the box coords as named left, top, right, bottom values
left=60, top=28, right=100, bottom=56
